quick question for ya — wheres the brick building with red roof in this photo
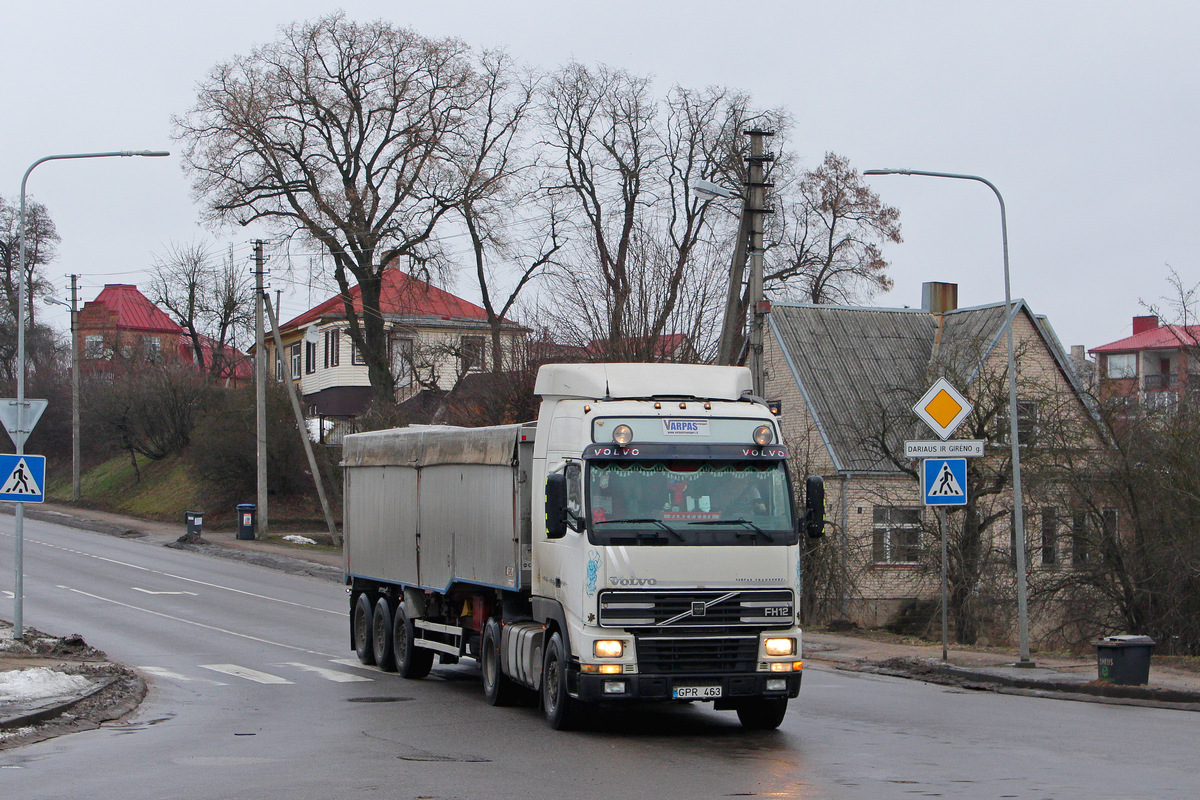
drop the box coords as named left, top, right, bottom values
left=1089, top=315, right=1200, bottom=409
left=77, top=284, right=251, bottom=381
left=263, top=267, right=526, bottom=420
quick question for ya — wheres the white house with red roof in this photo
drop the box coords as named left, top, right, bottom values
left=77, top=284, right=250, bottom=380
left=264, top=267, right=526, bottom=419
left=1089, top=315, right=1200, bottom=409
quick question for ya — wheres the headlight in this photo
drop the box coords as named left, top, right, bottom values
left=753, top=425, right=774, bottom=445
left=613, top=425, right=634, bottom=446
left=764, top=637, right=795, bottom=657
left=594, top=639, right=624, bottom=658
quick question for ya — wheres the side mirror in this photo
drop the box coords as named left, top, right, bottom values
left=545, top=473, right=569, bottom=539
left=804, top=476, right=825, bottom=538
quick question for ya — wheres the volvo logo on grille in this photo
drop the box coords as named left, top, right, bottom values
left=692, top=601, right=706, bottom=617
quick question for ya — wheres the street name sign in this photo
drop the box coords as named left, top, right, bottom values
left=0, top=454, right=46, bottom=503
left=923, top=458, right=967, bottom=506
left=905, top=440, right=985, bottom=458
left=912, top=379, right=972, bottom=440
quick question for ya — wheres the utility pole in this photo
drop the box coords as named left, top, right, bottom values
left=254, top=240, right=268, bottom=540
left=68, top=275, right=80, bottom=502
left=745, top=128, right=774, bottom=398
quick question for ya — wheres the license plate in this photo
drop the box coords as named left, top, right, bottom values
left=673, top=685, right=722, bottom=699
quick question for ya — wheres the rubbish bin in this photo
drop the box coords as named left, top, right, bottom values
left=185, top=511, right=204, bottom=538
left=1094, top=635, right=1156, bottom=685
left=236, top=504, right=256, bottom=541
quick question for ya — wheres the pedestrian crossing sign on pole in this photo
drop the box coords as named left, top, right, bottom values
left=923, top=458, right=967, bottom=506
left=0, top=454, right=46, bottom=503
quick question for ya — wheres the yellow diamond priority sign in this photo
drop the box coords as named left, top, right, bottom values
left=913, top=378, right=973, bottom=440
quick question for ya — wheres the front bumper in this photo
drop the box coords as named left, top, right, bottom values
left=572, top=669, right=801, bottom=703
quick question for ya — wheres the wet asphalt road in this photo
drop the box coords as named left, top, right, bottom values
left=2, top=517, right=1196, bottom=799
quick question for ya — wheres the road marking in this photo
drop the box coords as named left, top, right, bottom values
left=132, top=587, right=199, bottom=596
left=0, top=530, right=340, bottom=616
left=2, top=590, right=13, bottom=599
left=330, top=658, right=374, bottom=670
left=276, top=662, right=373, bottom=682
left=57, top=585, right=337, bottom=657
left=200, top=664, right=293, bottom=684
left=138, top=666, right=228, bottom=686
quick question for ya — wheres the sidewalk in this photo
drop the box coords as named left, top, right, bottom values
left=3, top=501, right=1200, bottom=747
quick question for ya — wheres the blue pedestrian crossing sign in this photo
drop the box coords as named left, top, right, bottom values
left=0, top=454, right=46, bottom=503
left=923, top=458, right=967, bottom=506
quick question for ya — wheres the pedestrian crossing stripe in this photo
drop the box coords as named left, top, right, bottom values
left=0, top=454, right=45, bottom=503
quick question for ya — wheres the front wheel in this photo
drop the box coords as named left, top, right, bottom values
left=541, top=631, right=584, bottom=730
left=736, top=698, right=788, bottom=730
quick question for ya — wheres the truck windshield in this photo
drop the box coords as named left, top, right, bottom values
left=586, top=459, right=796, bottom=546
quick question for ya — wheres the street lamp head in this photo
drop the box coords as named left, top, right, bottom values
left=863, top=169, right=908, bottom=176
left=43, top=296, right=71, bottom=309
left=125, top=150, right=170, bottom=158
left=692, top=179, right=740, bottom=200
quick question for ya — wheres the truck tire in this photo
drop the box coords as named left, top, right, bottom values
left=481, top=618, right=516, bottom=706
left=372, top=597, right=397, bottom=672
left=353, top=593, right=376, bottom=666
left=541, top=631, right=582, bottom=730
left=735, top=698, right=788, bottom=730
left=392, top=603, right=435, bottom=679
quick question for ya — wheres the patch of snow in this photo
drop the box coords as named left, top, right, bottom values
left=282, top=535, right=317, bottom=546
left=0, top=667, right=94, bottom=703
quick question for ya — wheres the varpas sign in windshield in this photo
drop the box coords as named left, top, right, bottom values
left=663, top=419, right=710, bottom=436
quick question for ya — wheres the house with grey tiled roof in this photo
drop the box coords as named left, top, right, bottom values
left=764, top=282, right=1101, bottom=637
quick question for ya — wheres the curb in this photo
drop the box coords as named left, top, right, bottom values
left=0, top=677, right=116, bottom=730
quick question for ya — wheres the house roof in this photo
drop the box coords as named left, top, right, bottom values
left=770, top=299, right=1082, bottom=474
left=1089, top=324, right=1200, bottom=355
left=87, top=285, right=184, bottom=334
left=279, top=268, right=504, bottom=331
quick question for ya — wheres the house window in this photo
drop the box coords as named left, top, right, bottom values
left=324, top=329, right=340, bottom=369
left=1106, top=353, right=1136, bottom=379
left=143, top=336, right=161, bottom=362
left=1071, top=512, right=1089, bottom=566
left=872, top=507, right=921, bottom=564
left=460, top=335, right=485, bottom=372
left=1040, top=508, right=1057, bottom=566
left=84, top=334, right=107, bottom=359
left=391, top=336, right=414, bottom=386
left=352, top=340, right=366, bottom=366
left=290, top=343, right=301, bottom=378
left=997, top=400, right=1040, bottom=446
left=275, top=353, right=283, bottom=381
left=304, top=341, right=317, bottom=374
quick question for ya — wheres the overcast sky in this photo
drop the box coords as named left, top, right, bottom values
left=7, top=1, right=1198, bottom=353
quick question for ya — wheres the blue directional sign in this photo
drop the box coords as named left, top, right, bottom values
left=922, top=457, right=967, bottom=506
left=0, top=454, right=46, bottom=503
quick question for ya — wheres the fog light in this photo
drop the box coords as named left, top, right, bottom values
left=594, top=639, right=624, bottom=658
left=599, top=664, right=622, bottom=675
left=764, top=637, right=795, bottom=657
left=604, top=680, right=626, bottom=694
left=766, top=678, right=788, bottom=692
left=612, top=425, right=634, bottom=446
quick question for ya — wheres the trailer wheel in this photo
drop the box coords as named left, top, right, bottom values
left=481, top=619, right=516, bottom=706
left=393, top=603, right=434, bottom=679
left=735, top=698, right=788, bottom=730
left=541, top=631, right=582, bottom=730
left=353, top=594, right=376, bottom=666
left=372, top=597, right=397, bottom=672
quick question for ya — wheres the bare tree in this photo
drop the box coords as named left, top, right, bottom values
left=148, top=241, right=254, bottom=379
left=0, top=195, right=59, bottom=327
left=175, top=14, right=480, bottom=406
left=770, top=152, right=901, bottom=305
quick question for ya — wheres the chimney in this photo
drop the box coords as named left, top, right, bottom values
left=922, top=282, right=958, bottom=314
left=1132, top=315, right=1159, bottom=335
left=1071, top=345, right=1085, bottom=361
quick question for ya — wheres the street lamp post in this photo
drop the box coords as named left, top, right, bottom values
left=12, top=150, right=168, bottom=639
left=863, top=168, right=1034, bottom=666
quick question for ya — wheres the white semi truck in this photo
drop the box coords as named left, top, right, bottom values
left=342, top=363, right=824, bottom=729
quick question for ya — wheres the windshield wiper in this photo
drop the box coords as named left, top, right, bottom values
left=594, top=518, right=685, bottom=541
left=688, top=518, right=774, bottom=541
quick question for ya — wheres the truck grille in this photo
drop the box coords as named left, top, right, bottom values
left=598, top=589, right=794, bottom=628
left=634, top=634, right=759, bottom=674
